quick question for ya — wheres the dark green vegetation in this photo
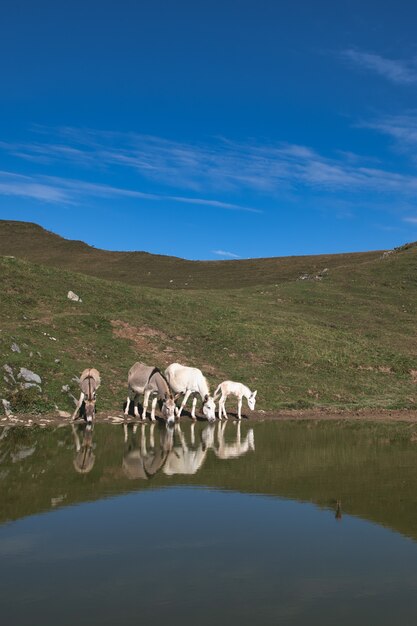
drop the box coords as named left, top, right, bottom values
left=1, top=219, right=417, bottom=413
left=3, top=421, right=417, bottom=543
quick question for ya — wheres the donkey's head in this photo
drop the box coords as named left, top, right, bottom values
left=248, top=390, right=257, bottom=411
left=202, top=394, right=216, bottom=422
left=161, top=393, right=177, bottom=426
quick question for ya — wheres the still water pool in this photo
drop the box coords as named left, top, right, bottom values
left=2, top=419, right=417, bottom=625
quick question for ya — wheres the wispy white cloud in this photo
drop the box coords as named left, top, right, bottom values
left=362, top=112, right=417, bottom=148
left=3, top=126, right=417, bottom=215
left=0, top=171, right=72, bottom=203
left=342, top=49, right=417, bottom=84
left=0, top=170, right=259, bottom=212
left=403, top=216, right=417, bottom=224
left=212, top=249, right=241, bottom=258
left=2, top=126, right=416, bottom=197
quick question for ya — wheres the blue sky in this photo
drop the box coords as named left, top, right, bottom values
left=1, top=0, right=417, bottom=259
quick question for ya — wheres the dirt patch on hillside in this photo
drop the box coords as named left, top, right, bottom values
left=111, top=320, right=185, bottom=365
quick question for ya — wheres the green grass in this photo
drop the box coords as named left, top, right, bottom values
left=1, top=221, right=417, bottom=414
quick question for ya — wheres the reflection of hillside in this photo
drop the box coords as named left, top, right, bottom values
left=2, top=421, right=417, bottom=544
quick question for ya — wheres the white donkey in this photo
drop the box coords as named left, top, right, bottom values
left=164, top=362, right=216, bottom=421
left=125, top=362, right=176, bottom=424
left=214, top=380, right=257, bottom=420
left=72, top=368, right=101, bottom=423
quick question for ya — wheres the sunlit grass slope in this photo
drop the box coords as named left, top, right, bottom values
left=1, top=220, right=417, bottom=413
left=0, top=219, right=382, bottom=289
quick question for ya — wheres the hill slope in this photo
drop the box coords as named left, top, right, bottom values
left=0, top=220, right=383, bottom=289
left=1, top=222, right=417, bottom=414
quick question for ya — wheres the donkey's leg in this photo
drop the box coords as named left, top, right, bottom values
left=177, top=389, right=192, bottom=418
left=190, top=422, right=195, bottom=446
left=191, top=396, right=198, bottom=420
left=133, top=394, right=140, bottom=418
left=222, top=395, right=229, bottom=420
left=142, top=390, right=151, bottom=420
left=218, top=396, right=223, bottom=420
left=237, top=397, right=243, bottom=420
left=124, top=394, right=131, bottom=416
left=72, top=392, right=85, bottom=421
left=150, top=396, right=158, bottom=422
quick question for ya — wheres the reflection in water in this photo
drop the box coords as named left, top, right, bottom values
left=163, top=423, right=211, bottom=476
left=335, top=499, right=342, bottom=521
left=72, top=423, right=95, bottom=474
left=122, top=421, right=256, bottom=479
left=123, top=423, right=171, bottom=480
left=4, top=420, right=417, bottom=545
left=212, top=421, right=255, bottom=460
left=5, top=421, right=417, bottom=626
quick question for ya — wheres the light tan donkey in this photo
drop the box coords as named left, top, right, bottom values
left=72, top=368, right=101, bottom=423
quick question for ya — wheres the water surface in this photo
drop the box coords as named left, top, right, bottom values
left=2, top=420, right=417, bottom=625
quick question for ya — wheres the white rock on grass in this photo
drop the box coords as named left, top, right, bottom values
left=11, top=342, right=21, bottom=353
left=1, top=399, right=12, bottom=416
left=67, top=291, right=82, bottom=302
left=3, top=364, right=16, bottom=384
left=21, top=382, right=42, bottom=391
left=18, top=368, right=42, bottom=385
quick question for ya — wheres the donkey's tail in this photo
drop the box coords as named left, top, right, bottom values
left=213, top=384, right=222, bottom=401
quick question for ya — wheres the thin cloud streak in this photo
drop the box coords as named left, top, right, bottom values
left=403, top=216, right=417, bottom=224
left=342, top=49, right=417, bottom=84
left=0, top=170, right=258, bottom=212
left=212, top=249, right=241, bottom=258
left=363, top=113, right=417, bottom=147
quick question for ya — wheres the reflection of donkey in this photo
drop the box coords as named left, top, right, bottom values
left=214, top=381, right=257, bottom=420
left=163, top=423, right=213, bottom=475
left=212, top=421, right=255, bottom=460
left=72, top=423, right=95, bottom=474
left=125, top=362, right=176, bottom=424
left=164, top=363, right=216, bottom=421
left=122, top=423, right=173, bottom=480
left=72, top=368, right=101, bottom=423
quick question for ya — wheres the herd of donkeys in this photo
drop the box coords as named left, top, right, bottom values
left=72, top=362, right=258, bottom=425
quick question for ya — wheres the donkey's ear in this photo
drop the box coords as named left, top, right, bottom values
left=253, top=390, right=257, bottom=398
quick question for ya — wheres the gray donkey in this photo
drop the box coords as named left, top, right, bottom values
left=124, top=362, right=177, bottom=424
left=72, top=368, right=101, bottom=423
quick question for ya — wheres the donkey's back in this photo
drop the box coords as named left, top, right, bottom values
left=164, top=362, right=207, bottom=393
left=127, top=362, right=155, bottom=393
left=80, top=368, right=101, bottom=397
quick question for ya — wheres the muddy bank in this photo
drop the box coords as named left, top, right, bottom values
left=3, top=407, right=417, bottom=427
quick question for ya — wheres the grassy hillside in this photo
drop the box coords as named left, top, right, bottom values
left=1, top=221, right=417, bottom=414
left=0, top=219, right=382, bottom=289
